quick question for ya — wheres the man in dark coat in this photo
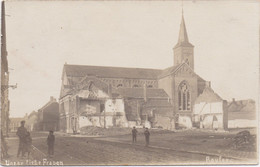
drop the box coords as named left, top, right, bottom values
left=47, top=130, right=55, bottom=157
left=16, top=120, right=27, bottom=158
left=144, top=128, right=150, bottom=147
left=132, top=127, right=138, bottom=143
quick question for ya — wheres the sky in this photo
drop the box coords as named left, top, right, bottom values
left=4, top=0, right=259, bottom=117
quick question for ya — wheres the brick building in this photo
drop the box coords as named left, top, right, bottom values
left=38, top=97, right=59, bottom=131
left=58, top=14, right=224, bottom=133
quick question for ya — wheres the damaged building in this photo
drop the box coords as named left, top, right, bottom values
left=59, top=13, right=231, bottom=133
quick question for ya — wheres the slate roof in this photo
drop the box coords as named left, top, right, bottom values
left=173, top=15, right=194, bottom=49
left=114, top=88, right=169, bottom=99
left=64, top=62, right=202, bottom=81
left=64, top=64, right=162, bottom=79
left=195, top=86, right=222, bottom=103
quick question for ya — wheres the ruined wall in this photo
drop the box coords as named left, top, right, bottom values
left=178, top=115, right=192, bottom=128
left=154, top=114, right=175, bottom=130
left=79, top=100, right=101, bottom=115
left=105, top=99, right=128, bottom=127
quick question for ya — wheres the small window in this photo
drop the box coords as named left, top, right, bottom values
left=117, top=84, right=123, bottom=88
left=133, top=84, right=139, bottom=88
left=147, top=85, right=153, bottom=88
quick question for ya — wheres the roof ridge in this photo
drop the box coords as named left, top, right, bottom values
left=64, top=63, right=163, bottom=71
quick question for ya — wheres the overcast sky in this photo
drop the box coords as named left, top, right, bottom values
left=4, top=1, right=259, bottom=117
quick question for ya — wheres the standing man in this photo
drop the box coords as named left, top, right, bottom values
left=16, top=120, right=27, bottom=158
left=132, top=126, right=138, bottom=143
left=47, top=130, right=55, bottom=157
left=144, top=128, right=150, bottom=147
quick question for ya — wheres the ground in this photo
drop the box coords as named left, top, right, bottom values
left=1, top=128, right=257, bottom=166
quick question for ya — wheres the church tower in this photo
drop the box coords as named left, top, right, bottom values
left=173, top=13, right=194, bottom=69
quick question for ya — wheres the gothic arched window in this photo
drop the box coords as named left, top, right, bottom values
left=178, top=82, right=191, bottom=111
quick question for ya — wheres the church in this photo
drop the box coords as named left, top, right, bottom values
left=59, top=13, right=228, bottom=133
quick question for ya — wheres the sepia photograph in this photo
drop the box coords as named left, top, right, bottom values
left=0, top=0, right=259, bottom=165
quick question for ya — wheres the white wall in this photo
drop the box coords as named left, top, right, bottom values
left=154, top=115, right=174, bottom=130
left=193, top=101, right=224, bottom=129
left=178, top=116, right=192, bottom=128
left=79, top=116, right=102, bottom=128
left=79, top=98, right=129, bottom=128
left=194, top=102, right=223, bottom=115
left=228, top=119, right=257, bottom=128
left=105, top=99, right=125, bottom=113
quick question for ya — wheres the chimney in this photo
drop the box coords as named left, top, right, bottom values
left=108, top=84, right=112, bottom=97
left=143, top=83, right=147, bottom=102
left=205, top=81, right=211, bottom=88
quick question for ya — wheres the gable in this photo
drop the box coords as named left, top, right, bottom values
left=174, top=63, right=196, bottom=78
left=158, top=63, right=197, bottom=79
left=195, top=86, right=222, bottom=104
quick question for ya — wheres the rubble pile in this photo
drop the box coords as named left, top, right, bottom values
left=231, top=130, right=256, bottom=152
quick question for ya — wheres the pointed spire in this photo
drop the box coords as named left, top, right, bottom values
left=178, top=14, right=189, bottom=43
left=174, top=11, right=193, bottom=49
